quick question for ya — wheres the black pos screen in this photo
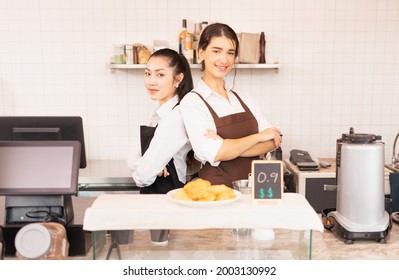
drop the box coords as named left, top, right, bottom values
left=0, top=116, right=87, bottom=168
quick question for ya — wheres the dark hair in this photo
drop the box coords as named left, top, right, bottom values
left=198, top=23, right=240, bottom=71
left=149, top=48, right=193, bottom=101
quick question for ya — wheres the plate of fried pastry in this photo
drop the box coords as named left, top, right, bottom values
left=166, top=178, right=242, bottom=207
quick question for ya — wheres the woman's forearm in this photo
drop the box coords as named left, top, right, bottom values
left=239, top=140, right=277, bottom=157
left=210, top=127, right=282, bottom=162
left=213, top=134, right=262, bottom=162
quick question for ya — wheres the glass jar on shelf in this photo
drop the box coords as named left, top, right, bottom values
left=114, top=44, right=125, bottom=64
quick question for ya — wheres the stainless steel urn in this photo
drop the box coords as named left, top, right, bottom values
left=325, top=128, right=390, bottom=244
left=336, top=130, right=385, bottom=225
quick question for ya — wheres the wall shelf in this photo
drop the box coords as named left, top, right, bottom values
left=107, top=63, right=280, bottom=73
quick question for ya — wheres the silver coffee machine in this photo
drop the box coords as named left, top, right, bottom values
left=324, top=128, right=391, bottom=244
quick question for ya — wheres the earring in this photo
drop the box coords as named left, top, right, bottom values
left=176, top=84, right=179, bottom=88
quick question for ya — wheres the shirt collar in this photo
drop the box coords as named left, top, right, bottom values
left=195, top=78, right=234, bottom=99
left=155, top=94, right=179, bottom=119
left=195, top=78, right=213, bottom=99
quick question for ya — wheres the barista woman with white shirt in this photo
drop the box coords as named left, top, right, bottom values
left=180, top=23, right=282, bottom=187
left=128, top=48, right=193, bottom=194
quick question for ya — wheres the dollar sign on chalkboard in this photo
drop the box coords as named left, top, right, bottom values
left=259, top=187, right=265, bottom=199
left=267, top=187, right=273, bottom=198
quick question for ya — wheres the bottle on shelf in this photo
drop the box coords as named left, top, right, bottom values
left=178, top=19, right=188, bottom=55
left=192, top=23, right=202, bottom=63
left=178, top=19, right=194, bottom=64
left=183, top=30, right=194, bottom=64
left=259, top=32, right=266, bottom=64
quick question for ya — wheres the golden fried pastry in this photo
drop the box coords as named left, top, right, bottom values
left=183, top=178, right=212, bottom=201
left=197, top=192, right=216, bottom=201
left=211, top=184, right=236, bottom=200
left=172, top=189, right=192, bottom=201
left=172, top=179, right=236, bottom=202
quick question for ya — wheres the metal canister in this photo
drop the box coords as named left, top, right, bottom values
left=336, top=128, right=384, bottom=225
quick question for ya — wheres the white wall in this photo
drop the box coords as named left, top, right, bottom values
left=0, top=0, right=398, bottom=163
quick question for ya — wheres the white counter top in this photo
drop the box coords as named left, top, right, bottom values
left=83, top=193, right=324, bottom=232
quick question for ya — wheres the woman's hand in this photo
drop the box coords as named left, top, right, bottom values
left=157, top=167, right=170, bottom=177
left=204, top=129, right=223, bottom=140
left=258, top=127, right=282, bottom=147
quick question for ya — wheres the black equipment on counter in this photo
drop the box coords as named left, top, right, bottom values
left=289, top=149, right=319, bottom=171
left=0, top=116, right=87, bottom=169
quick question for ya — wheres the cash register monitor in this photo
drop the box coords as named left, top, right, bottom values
left=0, top=116, right=86, bottom=168
left=0, top=141, right=80, bottom=195
left=0, top=141, right=81, bottom=224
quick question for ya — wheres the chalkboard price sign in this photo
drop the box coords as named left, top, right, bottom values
left=251, top=160, right=283, bottom=201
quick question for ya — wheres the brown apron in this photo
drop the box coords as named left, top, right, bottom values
left=193, top=90, right=259, bottom=187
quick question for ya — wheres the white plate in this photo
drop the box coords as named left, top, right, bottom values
left=166, top=188, right=242, bottom=207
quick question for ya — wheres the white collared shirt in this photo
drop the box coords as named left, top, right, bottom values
left=180, top=79, right=272, bottom=166
left=127, top=95, right=192, bottom=187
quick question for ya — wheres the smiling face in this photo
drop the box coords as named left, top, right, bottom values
left=144, top=56, right=182, bottom=105
left=198, top=36, right=236, bottom=80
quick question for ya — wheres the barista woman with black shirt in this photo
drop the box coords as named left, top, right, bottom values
left=128, top=48, right=193, bottom=194
left=127, top=48, right=193, bottom=244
